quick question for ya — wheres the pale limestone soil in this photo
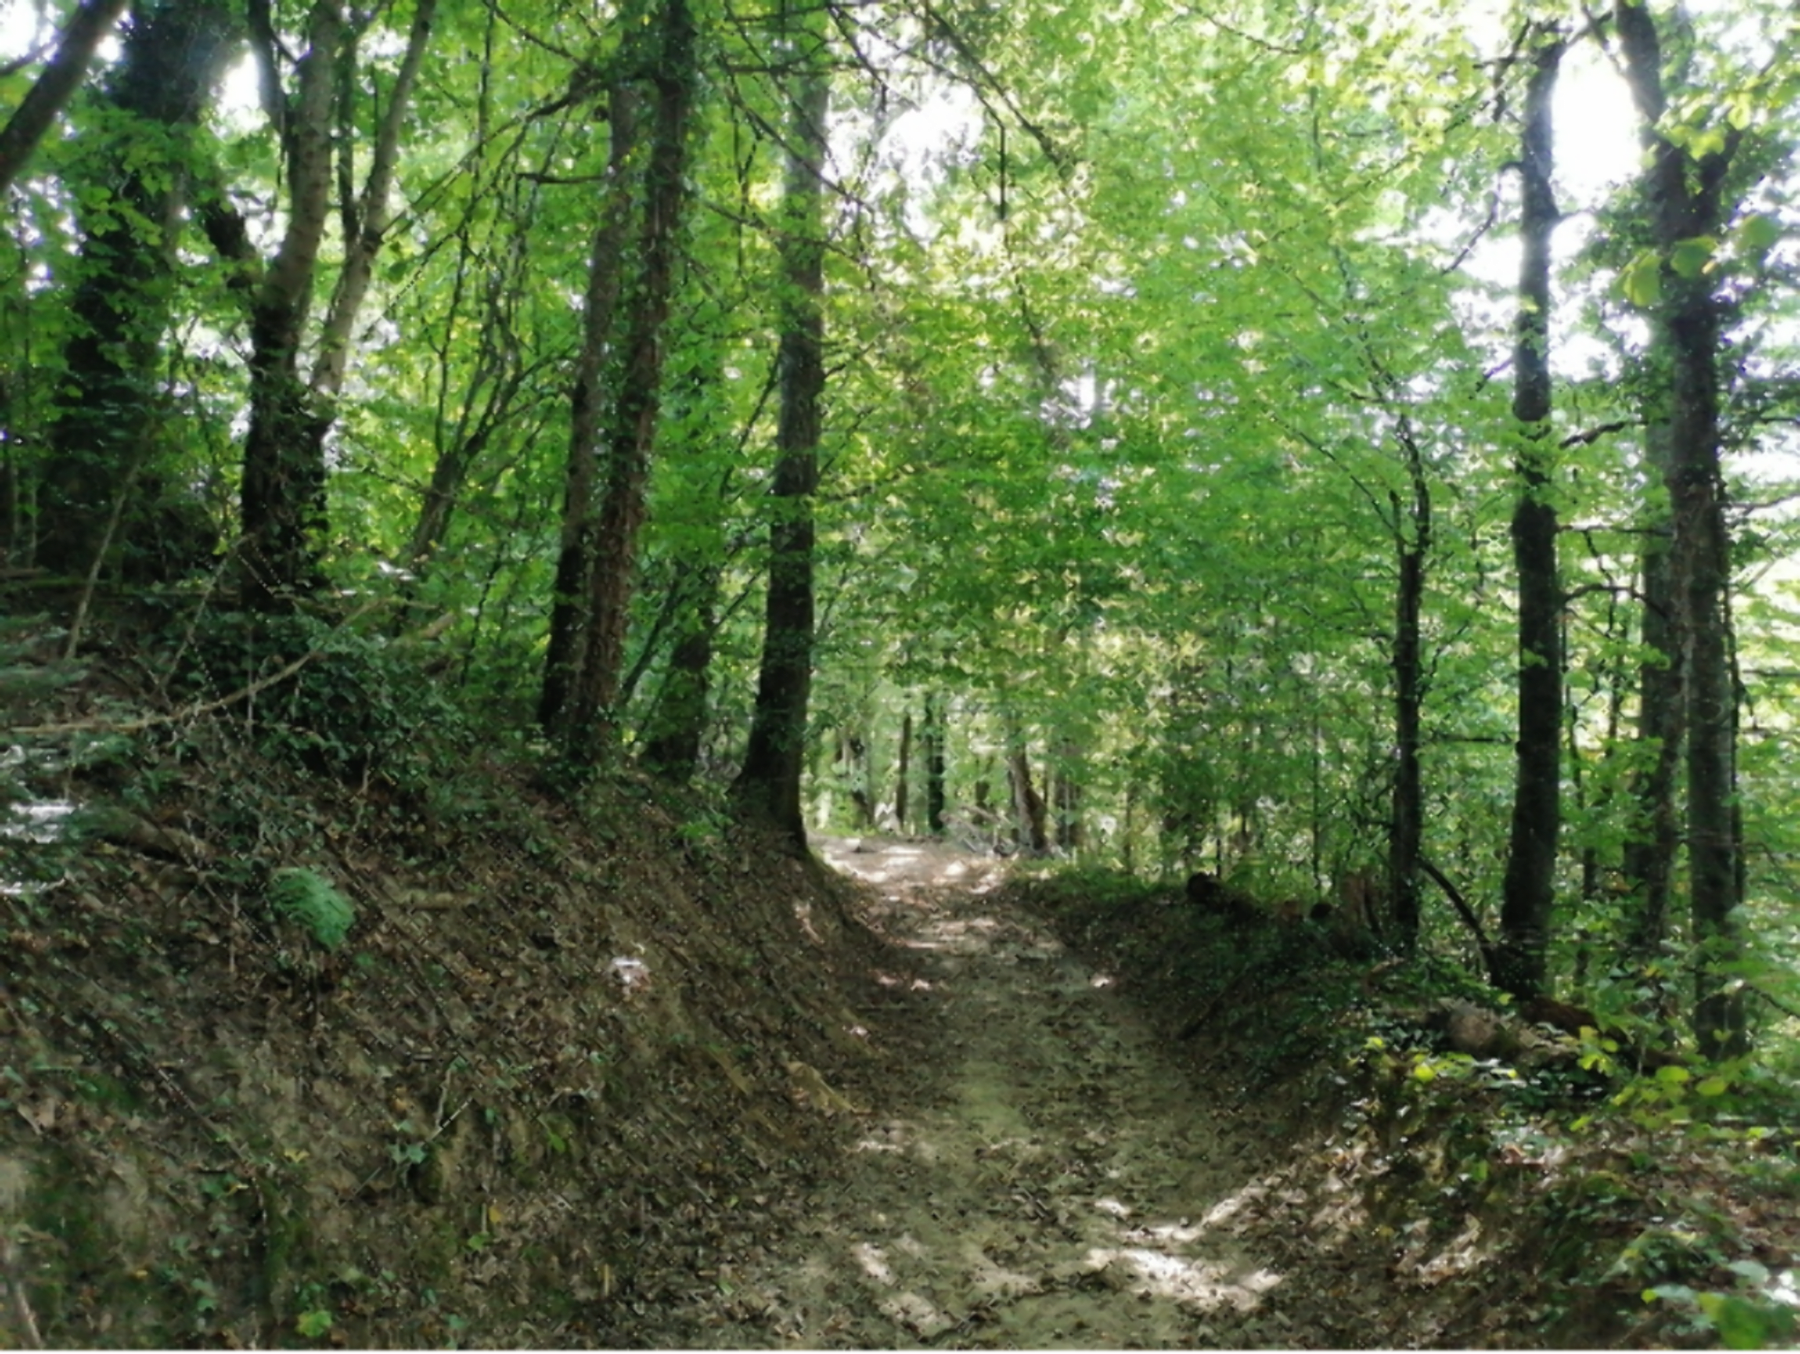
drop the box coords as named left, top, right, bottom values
left=667, top=836, right=1340, bottom=1349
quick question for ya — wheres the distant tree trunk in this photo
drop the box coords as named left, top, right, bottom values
left=539, top=78, right=640, bottom=736
left=638, top=563, right=720, bottom=781
left=837, top=730, right=875, bottom=827
left=556, top=0, right=696, bottom=766
left=38, top=0, right=235, bottom=578
left=1053, top=738, right=1081, bottom=852
left=1623, top=429, right=1684, bottom=958
left=1389, top=430, right=1429, bottom=951
left=894, top=708, right=913, bottom=831
left=1616, top=0, right=1748, bottom=1057
left=733, top=16, right=828, bottom=846
left=1004, top=713, right=1049, bottom=856
left=922, top=691, right=947, bottom=835
left=0, top=0, right=131, bottom=196
left=1493, top=29, right=1565, bottom=1003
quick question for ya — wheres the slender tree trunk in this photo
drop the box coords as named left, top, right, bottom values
left=1390, top=453, right=1429, bottom=951
left=923, top=691, right=947, bottom=835
left=733, top=16, right=829, bottom=847
left=894, top=708, right=912, bottom=831
left=1004, top=712, right=1049, bottom=856
left=1623, top=447, right=1683, bottom=956
left=1053, top=739, right=1081, bottom=852
left=558, top=0, right=696, bottom=766
left=38, top=0, right=234, bottom=578
left=1616, top=0, right=1747, bottom=1056
left=1494, top=30, right=1565, bottom=1002
left=539, top=79, right=640, bottom=735
left=638, top=563, right=720, bottom=781
left=0, top=0, right=131, bottom=195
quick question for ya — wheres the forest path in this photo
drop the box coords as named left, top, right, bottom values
left=669, top=835, right=1320, bottom=1349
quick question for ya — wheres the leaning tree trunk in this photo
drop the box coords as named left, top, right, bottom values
left=38, top=0, right=234, bottom=579
left=1493, top=29, right=1566, bottom=1003
left=0, top=0, right=131, bottom=196
left=1616, top=0, right=1747, bottom=1056
left=732, top=16, right=829, bottom=847
left=557, top=0, right=696, bottom=767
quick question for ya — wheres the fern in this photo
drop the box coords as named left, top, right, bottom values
left=268, top=867, right=356, bottom=951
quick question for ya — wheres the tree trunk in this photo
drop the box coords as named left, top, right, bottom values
left=539, top=78, right=640, bottom=736
left=923, top=691, right=947, bottom=835
left=1004, top=713, right=1049, bottom=856
left=1493, top=30, right=1565, bottom=1003
left=732, top=13, right=829, bottom=848
left=38, top=0, right=234, bottom=578
left=638, top=563, right=720, bottom=782
left=1390, top=452, right=1429, bottom=951
left=557, top=0, right=696, bottom=766
left=1053, top=738, right=1081, bottom=853
left=0, top=0, right=132, bottom=196
left=1623, top=435, right=1683, bottom=957
left=894, top=708, right=913, bottom=831
left=1616, top=0, right=1747, bottom=1056
left=237, top=0, right=345, bottom=609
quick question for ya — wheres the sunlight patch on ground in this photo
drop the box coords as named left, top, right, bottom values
left=1085, top=1246, right=1282, bottom=1310
left=853, top=1241, right=895, bottom=1284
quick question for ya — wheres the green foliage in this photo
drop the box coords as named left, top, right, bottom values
left=167, top=611, right=469, bottom=792
left=1648, top=1272, right=1799, bottom=1350
left=268, top=868, right=356, bottom=951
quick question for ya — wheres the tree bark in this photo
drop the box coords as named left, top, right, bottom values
left=1616, top=0, right=1747, bottom=1056
left=638, top=563, right=721, bottom=781
left=923, top=690, right=947, bottom=835
left=1004, top=712, right=1049, bottom=856
left=732, top=13, right=829, bottom=847
left=1623, top=432, right=1683, bottom=957
left=237, top=0, right=345, bottom=609
left=1389, top=435, right=1429, bottom=951
left=539, top=78, right=640, bottom=736
left=894, top=708, right=913, bottom=831
left=38, top=0, right=235, bottom=578
left=1493, top=30, right=1565, bottom=1002
left=0, top=0, right=132, bottom=196
left=556, top=0, right=696, bottom=766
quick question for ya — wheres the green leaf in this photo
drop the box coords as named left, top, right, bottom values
left=1696, top=1076, right=1730, bottom=1097
left=1669, top=236, right=1717, bottom=279
left=1655, top=1064, right=1691, bottom=1084
left=1736, top=213, right=1781, bottom=258
left=296, top=1309, right=333, bottom=1338
left=1620, top=252, right=1662, bottom=307
left=1697, top=1292, right=1793, bottom=1350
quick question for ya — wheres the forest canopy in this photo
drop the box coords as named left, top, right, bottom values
left=3, top=0, right=1799, bottom=1055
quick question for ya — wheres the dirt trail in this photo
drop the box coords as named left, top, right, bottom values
left=672, top=836, right=1316, bottom=1349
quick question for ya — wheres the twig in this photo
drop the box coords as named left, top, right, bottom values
left=0, top=1231, right=43, bottom=1349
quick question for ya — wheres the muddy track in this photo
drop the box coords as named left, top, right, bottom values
left=668, top=838, right=1320, bottom=1349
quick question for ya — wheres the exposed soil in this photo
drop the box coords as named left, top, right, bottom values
left=662, top=835, right=1337, bottom=1348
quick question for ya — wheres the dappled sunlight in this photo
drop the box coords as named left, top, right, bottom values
left=1083, top=1245, right=1282, bottom=1310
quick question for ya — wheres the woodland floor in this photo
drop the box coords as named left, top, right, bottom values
left=656, top=835, right=1395, bottom=1350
